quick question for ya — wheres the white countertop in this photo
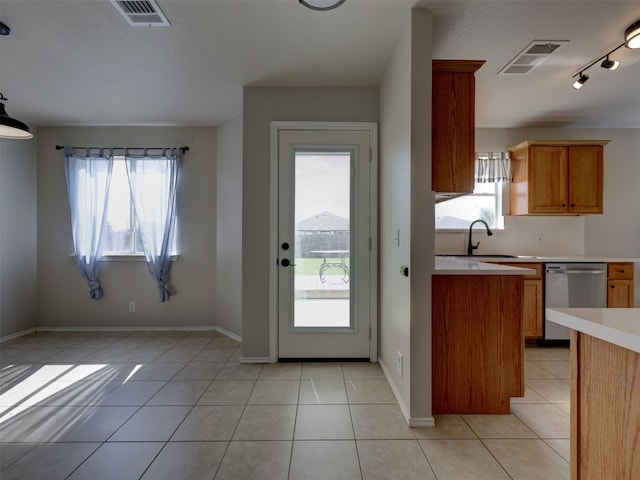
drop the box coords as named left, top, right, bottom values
left=437, top=255, right=639, bottom=263
left=435, top=256, right=536, bottom=275
left=546, top=308, right=640, bottom=353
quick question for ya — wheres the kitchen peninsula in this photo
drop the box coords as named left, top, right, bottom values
left=546, top=308, right=639, bottom=480
left=433, top=257, right=535, bottom=414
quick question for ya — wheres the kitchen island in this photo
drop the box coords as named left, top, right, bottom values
left=546, top=308, right=640, bottom=480
left=433, top=257, right=535, bottom=414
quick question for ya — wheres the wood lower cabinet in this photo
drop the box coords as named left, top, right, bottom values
left=489, top=262, right=543, bottom=340
left=508, top=140, right=609, bottom=215
left=432, top=275, right=524, bottom=414
left=607, top=262, right=634, bottom=308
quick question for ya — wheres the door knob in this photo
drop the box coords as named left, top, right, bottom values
left=281, top=258, right=296, bottom=267
left=281, top=242, right=290, bottom=251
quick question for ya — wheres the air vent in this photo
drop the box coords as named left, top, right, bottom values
left=498, top=40, right=568, bottom=75
left=111, top=0, right=170, bottom=26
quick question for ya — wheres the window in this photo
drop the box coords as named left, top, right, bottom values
left=102, top=156, right=177, bottom=256
left=435, top=182, right=504, bottom=230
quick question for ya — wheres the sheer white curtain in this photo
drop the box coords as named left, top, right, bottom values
left=475, top=152, right=511, bottom=183
left=125, top=149, right=180, bottom=302
left=64, top=148, right=114, bottom=299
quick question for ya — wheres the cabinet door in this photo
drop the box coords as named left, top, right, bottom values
left=607, top=280, right=634, bottom=308
left=568, top=146, right=603, bottom=214
left=529, top=146, right=568, bottom=213
left=432, top=70, right=475, bottom=193
left=523, top=279, right=543, bottom=338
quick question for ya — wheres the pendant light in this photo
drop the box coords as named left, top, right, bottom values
left=0, top=21, right=33, bottom=139
left=0, top=93, right=33, bottom=139
left=299, top=0, right=346, bottom=11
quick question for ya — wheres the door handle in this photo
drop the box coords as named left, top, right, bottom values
left=281, top=258, right=296, bottom=267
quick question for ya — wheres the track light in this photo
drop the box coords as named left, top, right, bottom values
left=625, top=19, right=640, bottom=48
left=600, top=56, right=620, bottom=70
left=572, top=73, right=589, bottom=90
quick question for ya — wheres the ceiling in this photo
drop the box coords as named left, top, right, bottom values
left=1, top=0, right=639, bottom=129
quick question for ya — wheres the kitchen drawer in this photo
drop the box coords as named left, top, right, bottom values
left=607, top=263, right=633, bottom=280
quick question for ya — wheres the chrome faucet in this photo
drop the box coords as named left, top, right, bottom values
left=467, top=219, right=493, bottom=256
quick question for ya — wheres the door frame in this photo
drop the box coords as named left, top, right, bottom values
left=269, top=121, right=378, bottom=363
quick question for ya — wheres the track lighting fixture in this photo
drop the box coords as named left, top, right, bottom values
left=572, top=73, right=589, bottom=90
left=571, top=18, right=640, bottom=89
left=625, top=19, right=640, bottom=48
left=600, top=56, right=620, bottom=70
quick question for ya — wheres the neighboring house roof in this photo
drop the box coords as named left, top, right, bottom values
left=296, top=211, right=349, bottom=231
left=435, top=216, right=472, bottom=229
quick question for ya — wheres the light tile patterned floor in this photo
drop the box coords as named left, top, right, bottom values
left=0, top=331, right=570, bottom=479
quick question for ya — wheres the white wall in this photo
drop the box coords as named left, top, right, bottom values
left=0, top=136, right=38, bottom=338
left=36, top=127, right=217, bottom=328
left=241, top=87, right=379, bottom=359
left=216, top=115, right=243, bottom=338
left=379, top=11, right=412, bottom=418
left=379, top=8, right=433, bottom=426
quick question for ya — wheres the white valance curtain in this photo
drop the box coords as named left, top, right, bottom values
left=64, top=147, right=181, bottom=302
left=474, top=152, right=511, bottom=183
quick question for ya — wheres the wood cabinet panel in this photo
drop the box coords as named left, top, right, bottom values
left=529, top=146, right=568, bottom=214
left=432, top=275, right=524, bottom=414
left=570, top=331, right=640, bottom=480
left=568, top=146, right=603, bottom=213
left=489, top=262, right=543, bottom=339
left=607, top=280, right=634, bottom=308
left=607, top=262, right=634, bottom=308
left=432, top=60, right=484, bottom=194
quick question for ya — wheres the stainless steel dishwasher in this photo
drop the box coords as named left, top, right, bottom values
left=544, top=263, right=607, bottom=342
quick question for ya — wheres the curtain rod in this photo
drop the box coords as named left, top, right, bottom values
left=55, top=145, right=190, bottom=154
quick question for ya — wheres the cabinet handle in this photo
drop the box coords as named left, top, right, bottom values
left=561, top=203, right=567, bottom=207
left=618, top=269, right=625, bottom=274
left=610, top=285, right=616, bottom=289
left=570, top=203, right=576, bottom=207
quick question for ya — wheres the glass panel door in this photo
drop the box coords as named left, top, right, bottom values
left=277, top=129, right=372, bottom=359
left=294, top=151, right=352, bottom=329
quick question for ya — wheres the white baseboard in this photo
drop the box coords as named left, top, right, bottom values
left=216, top=326, right=242, bottom=343
left=408, top=417, right=436, bottom=428
left=378, top=356, right=435, bottom=428
left=33, top=325, right=218, bottom=333
left=0, top=328, right=36, bottom=343
left=240, top=357, right=272, bottom=364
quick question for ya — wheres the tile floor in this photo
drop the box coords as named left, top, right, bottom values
left=0, top=331, right=571, bottom=479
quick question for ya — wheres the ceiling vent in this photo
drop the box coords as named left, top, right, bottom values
left=111, top=0, right=170, bottom=27
left=498, top=40, right=569, bottom=75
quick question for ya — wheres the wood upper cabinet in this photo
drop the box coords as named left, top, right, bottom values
left=508, top=140, right=609, bottom=215
left=607, top=262, right=634, bottom=308
left=432, top=60, right=485, bottom=194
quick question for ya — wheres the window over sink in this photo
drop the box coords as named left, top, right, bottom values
left=435, top=182, right=504, bottom=231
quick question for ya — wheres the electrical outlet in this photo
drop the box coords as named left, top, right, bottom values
left=396, top=351, right=403, bottom=377
left=128, top=301, right=136, bottom=313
